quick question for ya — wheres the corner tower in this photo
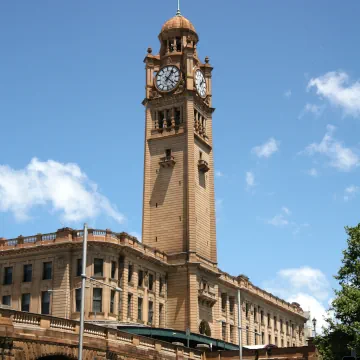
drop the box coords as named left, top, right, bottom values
left=142, top=11, right=216, bottom=264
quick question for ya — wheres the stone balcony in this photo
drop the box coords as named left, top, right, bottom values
left=198, top=288, right=217, bottom=307
left=159, top=155, right=176, bottom=168
left=198, top=159, right=210, bottom=172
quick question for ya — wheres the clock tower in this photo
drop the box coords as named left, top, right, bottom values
left=142, top=8, right=217, bottom=331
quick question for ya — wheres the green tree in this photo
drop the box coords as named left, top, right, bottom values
left=315, top=224, right=360, bottom=359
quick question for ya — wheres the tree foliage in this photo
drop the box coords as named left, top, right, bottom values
left=315, top=224, right=360, bottom=359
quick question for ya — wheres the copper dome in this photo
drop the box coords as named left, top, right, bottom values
left=161, top=15, right=196, bottom=34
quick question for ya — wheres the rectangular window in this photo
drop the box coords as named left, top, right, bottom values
left=274, top=316, right=277, bottom=329
left=111, top=261, right=116, bottom=279
left=254, top=307, right=257, bottom=322
left=222, top=322, right=226, bottom=340
left=94, top=259, right=103, bottom=277
left=267, top=313, right=271, bottom=327
left=93, top=288, right=102, bottom=313
left=275, top=336, right=278, bottom=346
left=159, top=303, right=164, bottom=326
left=3, top=267, right=13, bottom=285
left=148, top=273, right=154, bottom=291
left=246, top=326, right=249, bottom=345
left=261, top=310, right=264, bottom=324
left=246, top=303, right=249, bottom=318
left=268, top=334, right=271, bottom=345
left=280, top=319, right=283, bottom=332
left=127, top=293, right=132, bottom=319
left=137, top=297, right=143, bottom=321
left=128, top=264, right=133, bottom=283
left=2, top=295, right=11, bottom=306
left=138, top=270, right=143, bottom=287
left=119, top=256, right=125, bottom=282
left=281, top=339, right=284, bottom=347
left=77, top=259, right=82, bottom=276
left=286, top=321, right=289, bottom=334
left=148, top=300, right=153, bottom=324
left=110, top=290, right=115, bottom=314
left=159, top=277, right=164, bottom=294
left=23, top=264, right=32, bottom=282
left=261, top=332, right=265, bottom=345
left=221, top=293, right=227, bottom=312
left=255, top=331, right=258, bottom=345
left=229, top=297, right=235, bottom=315
left=230, top=325, right=234, bottom=342
left=43, top=262, right=52, bottom=280
left=41, top=291, right=50, bottom=315
left=76, top=288, right=81, bottom=312
left=21, top=293, right=30, bottom=312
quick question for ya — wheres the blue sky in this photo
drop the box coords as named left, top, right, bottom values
left=1, top=1, right=360, bottom=331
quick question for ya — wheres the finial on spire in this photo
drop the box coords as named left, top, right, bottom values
left=176, top=0, right=181, bottom=16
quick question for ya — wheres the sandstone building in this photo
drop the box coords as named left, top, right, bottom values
left=0, top=8, right=308, bottom=350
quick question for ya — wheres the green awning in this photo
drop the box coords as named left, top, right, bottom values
left=119, top=325, right=239, bottom=351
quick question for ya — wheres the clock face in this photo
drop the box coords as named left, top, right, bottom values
left=155, top=65, right=181, bottom=92
left=195, top=69, right=206, bottom=98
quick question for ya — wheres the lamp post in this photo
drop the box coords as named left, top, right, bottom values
left=237, top=289, right=243, bottom=360
left=312, top=317, right=317, bottom=337
left=78, top=224, right=122, bottom=360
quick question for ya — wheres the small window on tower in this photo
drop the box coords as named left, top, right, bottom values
left=176, top=37, right=181, bottom=52
left=169, top=39, right=174, bottom=52
left=159, top=111, right=164, bottom=128
left=199, top=151, right=202, bottom=160
left=165, top=149, right=172, bottom=158
left=175, top=108, right=181, bottom=125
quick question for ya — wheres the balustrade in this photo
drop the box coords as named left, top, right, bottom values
left=50, top=318, right=76, bottom=331
left=13, top=313, right=41, bottom=326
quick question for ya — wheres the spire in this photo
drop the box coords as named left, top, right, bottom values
left=176, top=0, right=181, bottom=16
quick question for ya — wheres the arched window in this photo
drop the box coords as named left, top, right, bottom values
left=199, top=320, right=211, bottom=336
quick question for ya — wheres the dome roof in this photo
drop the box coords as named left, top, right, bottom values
left=161, top=15, right=196, bottom=34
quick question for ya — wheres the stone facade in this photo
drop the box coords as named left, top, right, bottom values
left=0, top=10, right=308, bottom=351
left=0, top=309, right=318, bottom=360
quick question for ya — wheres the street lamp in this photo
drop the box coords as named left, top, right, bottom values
left=78, top=223, right=122, bottom=360
left=237, top=289, right=243, bottom=360
left=312, top=317, right=317, bottom=337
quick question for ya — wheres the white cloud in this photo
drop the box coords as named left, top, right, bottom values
left=288, top=293, right=328, bottom=334
left=307, top=168, right=319, bottom=177
left=252, top=138, right=280, bottom=159
left=267, top=206, right=291, bottom=227
left=282, top=206, right=291, bottom=215
left=278, top=267, right=329, bottom=301
left=308, top=71, right=360, bottom=118
left=215, top=170, right=224, bottom=177
left=344, top=185, right=359, bottom=201
left=215, top=198, right=223, bottom=211
left=263, top=266, right=331, bottom=333
left=245, top=171, right=255, bottom=189
left=0, top=158, right=125, bottom=224
left=267, top=214, right=288, bottom=227
left=284, top=89, right=292, bottom=98
left=303, top=124, right=360, bottom=171
left=299, top=103, right=325, bottom=118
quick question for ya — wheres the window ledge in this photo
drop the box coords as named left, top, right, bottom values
left=92, top=276, right=105, bottom=281
left=89, top=312, right=105, bottom=316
